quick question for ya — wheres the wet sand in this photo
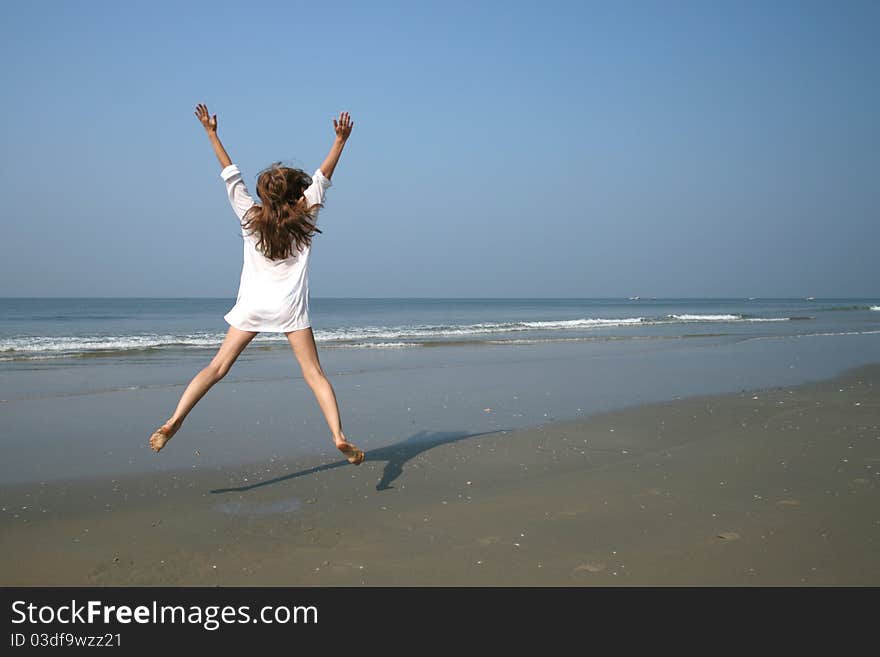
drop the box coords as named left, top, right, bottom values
left=1, top=363, right=878, bottom=586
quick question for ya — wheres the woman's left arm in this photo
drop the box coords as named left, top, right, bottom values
left=195, top=103, right=232, bottom=169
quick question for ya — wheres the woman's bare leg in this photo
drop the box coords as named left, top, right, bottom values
left=285, top=326, right=365, bottom=464
left=150, top=326, right=259, bottom=452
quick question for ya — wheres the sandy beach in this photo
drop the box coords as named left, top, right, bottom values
left=3, top=0, right=879, bottom=601
left=1, top=362, right=877, bottom=586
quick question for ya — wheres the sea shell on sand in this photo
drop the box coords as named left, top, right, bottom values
left=574, top=562, right=606, bottom=573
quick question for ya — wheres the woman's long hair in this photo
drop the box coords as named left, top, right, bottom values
left=241, top=162, right=323, bottom=260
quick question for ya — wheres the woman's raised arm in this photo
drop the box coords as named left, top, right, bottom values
left=195, top=103, right=233, bottom=169
left=318, top=111, right=354, bottom=180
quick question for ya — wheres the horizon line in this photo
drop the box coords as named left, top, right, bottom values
left=0, top=296, right=877, bottom=301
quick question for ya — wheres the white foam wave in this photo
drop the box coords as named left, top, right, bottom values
left=0, top=311, right=808, bottom=361
left=331, top=342, right=418, bottom=349
left=520, top=318, right=644, bottom=328
left=0, top=333, right=297, bottom=361
left=0, top=318, right=620, bottom=360
left=668, top=314, right=790, bottom=323
left=669, top=314, right=741, bottom=321
left=0, top=332, right=291, bottom=354
left=871, top=306, right=880, bottom=311
left=746, top=329, right=880, bottom=341
left=316, top=317, right=649, bottom=342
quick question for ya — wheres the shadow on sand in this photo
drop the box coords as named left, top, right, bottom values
left=210, top=428, right=509, bottom=494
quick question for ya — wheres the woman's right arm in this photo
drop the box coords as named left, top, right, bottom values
left=318, top=111, right=353, bottom=180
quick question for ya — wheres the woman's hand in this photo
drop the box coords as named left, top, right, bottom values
left=320, top=112, right=353, bottom=179
left=196, top=103, right=232, bottom=167
left=333, top=111, right=353, bottom=141
left=195, top=103, right=218, bottom=134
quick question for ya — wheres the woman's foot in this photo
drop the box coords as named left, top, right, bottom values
left=149, top=418, right=181, bottom=453
left=335, top=438, right=366, bottom=465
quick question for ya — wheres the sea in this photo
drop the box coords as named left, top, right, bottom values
left=2, top=297, right=879, bottom=483
left=2, top=297, right=879, bottom=361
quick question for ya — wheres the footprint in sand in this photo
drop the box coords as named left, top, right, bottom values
left=477, top=536, right=502, bottom=546
left=716, top=532, right=741, bottom=541
left=573, top=562, right=606, bottom=573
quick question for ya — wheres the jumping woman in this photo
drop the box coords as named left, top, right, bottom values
left=148, top=104, right=365, bottom=465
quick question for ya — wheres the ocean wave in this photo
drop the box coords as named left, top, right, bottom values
left=668, top=314, right=790, bottom=322
left=815, top=305, right=876, bottom=312
left=745, top=329, right=880, bottom=341
left=669, top=314, right=741, bottom=321
left=0, top=333, right=288, bottom=354
left=520, top=318, right=644, bottom=328
left=319, top=314, right=796, bottom=342
left=317, top=317, right=650, bottom=342
left=331, top=342, right=419, bottom=349
left=0, top=312, right=807, bottom=361
left=483, top=333, right=729, bottom=346
left=0, top=332, right=290, bottom=361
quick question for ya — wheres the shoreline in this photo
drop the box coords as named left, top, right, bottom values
left=1, top=362, right=878, bottom=585
left=5, top=327, right=880, bottom=486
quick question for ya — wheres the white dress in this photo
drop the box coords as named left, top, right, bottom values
left=219, top=163, right=332, bottom=333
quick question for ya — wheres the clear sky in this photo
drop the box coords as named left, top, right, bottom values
left=1, top=0, right=877, bottom=298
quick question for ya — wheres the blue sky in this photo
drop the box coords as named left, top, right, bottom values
left=1, top=0, right=877, bottom=297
